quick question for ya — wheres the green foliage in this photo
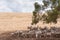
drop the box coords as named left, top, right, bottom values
left=34, top=2, right=41, bottom=12
left=32, top=0, right=60, bottom=25
left=42, top=0, right=60, bottom=24
left=32, top=11, right=37, bottom=25
left=43, top=0, right=50, bottom=7
left=45, top=10, right=58, bottom=23
left=31, top=11, right=39, bottom=25
left=31, top=2, right=40, bottom=25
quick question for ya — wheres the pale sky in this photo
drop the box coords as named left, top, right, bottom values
left=0, top=0, right=43, bottom=12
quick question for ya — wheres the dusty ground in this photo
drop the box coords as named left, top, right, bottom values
left=0, top=12, right=60, bottom=34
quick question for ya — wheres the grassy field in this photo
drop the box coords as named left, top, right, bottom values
left=0, top=12, right=32, bottom=34
left=0, top=12, right=60, bottom=34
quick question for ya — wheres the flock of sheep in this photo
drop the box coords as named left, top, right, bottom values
left=11, top=26, right=60, bottom=39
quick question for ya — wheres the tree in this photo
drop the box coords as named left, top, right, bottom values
left=31, top=0, right=60, bottom=26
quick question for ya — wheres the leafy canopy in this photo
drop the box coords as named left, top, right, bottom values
left=32, top=0, right=60, bottom=25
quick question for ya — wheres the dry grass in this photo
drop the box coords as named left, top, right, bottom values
left=0, top=12, right=32, bottom=34
left=0, top=12, right=60, bottom=34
